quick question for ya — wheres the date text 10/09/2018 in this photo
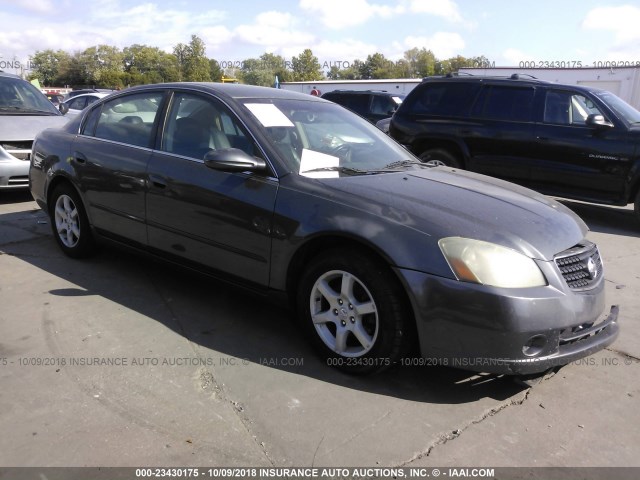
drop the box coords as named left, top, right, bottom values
left=519, top=60, right=640, bottom=68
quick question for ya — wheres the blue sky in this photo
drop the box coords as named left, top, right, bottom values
left=1, top=0, right=639, bottom=74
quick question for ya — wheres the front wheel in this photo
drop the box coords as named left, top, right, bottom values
left=49, top=183, right=96, bottom=258
left=297, top=249, right=410, bottom=374
left=419, top=149, right=461, bottom=168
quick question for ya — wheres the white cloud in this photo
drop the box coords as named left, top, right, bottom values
left=582, top=5, right=640, bottom=43
left=299, top=0, right=404, bottom=29
left=397, top=33, right=466, bottom=59
left=582, top=5, right=640, bottom=60
left=234, top=11, right=315, bottom=53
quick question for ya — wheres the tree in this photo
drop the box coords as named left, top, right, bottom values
left=360, top=53, right=396, bottom=79
left=122, top=44, right=179, bottom=85
left=209, top=59, right=223, bottom=82
left=291, top=49, right=322, bottom=81
left=176, top=35, right=211, bottom=82
left=29, top=49, right=71, bottom=86
left=238, top=53, right=291, bottom=86
left=75, top=45, right=125, bottom=88
left=403, top=48, right=437, bottom=77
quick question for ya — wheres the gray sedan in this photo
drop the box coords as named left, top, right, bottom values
left=29, top=83, right=618, bottom=376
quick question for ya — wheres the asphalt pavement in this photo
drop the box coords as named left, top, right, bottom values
left=0, top=190, right=638, bottom=472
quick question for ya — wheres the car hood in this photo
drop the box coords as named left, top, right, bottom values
left=321, top=167, right=587, bottom=261
left=0, top=114, right=68, bottom=141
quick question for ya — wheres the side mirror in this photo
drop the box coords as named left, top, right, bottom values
left=204, top=148, right=266, bottom=172
left=59, top=103, right=69, bottom=115
left=585, top=113, right=613, bottom=128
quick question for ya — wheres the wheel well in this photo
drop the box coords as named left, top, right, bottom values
left=47, top=175, right=86, bottom=220
left=46, top=176, right=80, bottom=213
left=414, top=140, right=465, bottom=167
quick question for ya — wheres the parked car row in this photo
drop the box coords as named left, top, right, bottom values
left=28, top=82, right=618, bottom=376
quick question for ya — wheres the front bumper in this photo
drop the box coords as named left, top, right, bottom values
left=0, top=158, right=30, bottom=189
left=396, top=266, right=619, bottom=375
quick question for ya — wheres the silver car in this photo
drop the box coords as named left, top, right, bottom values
left=0, top=72, right=68, bottom=189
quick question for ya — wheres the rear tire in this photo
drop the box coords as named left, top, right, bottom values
left=49, top=183, right=97, bottom=258
left=297, top=249, right=410, bottom=374
left=419, top=149, right=461, bottom=168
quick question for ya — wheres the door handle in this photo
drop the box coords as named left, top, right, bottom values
left=148, top=174, right=167, bottom=189
left=73, top=151, right=87, bottom=164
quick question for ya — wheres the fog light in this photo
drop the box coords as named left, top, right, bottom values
left=523, top=335, right=547, bottom=357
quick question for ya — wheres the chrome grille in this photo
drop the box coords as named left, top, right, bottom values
left=2, top=141, right=32, bottom=161
left=555, top=242, right=602, bottom=290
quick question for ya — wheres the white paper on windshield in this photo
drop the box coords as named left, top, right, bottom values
left=245, top=103, right=294, bottom=127
left=299, top=149, right=339, bottom=178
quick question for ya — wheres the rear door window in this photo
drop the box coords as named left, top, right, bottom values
left=91, top=92, right=163, bottom=147
left=472, top=85, right=536, bottom=122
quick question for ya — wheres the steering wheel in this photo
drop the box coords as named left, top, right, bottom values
left=329, top=143, right=352, bottom=163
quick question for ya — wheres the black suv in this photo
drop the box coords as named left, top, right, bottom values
left=390, top=74, right=640, bottom=223
left=322, top=90, right=404, bottom=124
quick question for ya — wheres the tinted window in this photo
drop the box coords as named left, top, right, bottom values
left=341, top=94, right=370, bottom=115
left=472, top=85, right=535, bottom=122
left=162, top=92, right=255, bottom=159
left=93, top=92, right=162, bottom=147
left=403, top=83, right=480, bottom=116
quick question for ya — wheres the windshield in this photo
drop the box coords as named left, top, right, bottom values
left=0, top=76, right=61, bottom=114
left=595, top=91, right=640, bottom=124
left=242, top=99, right=415, bottom=177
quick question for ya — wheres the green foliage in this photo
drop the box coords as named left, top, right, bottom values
left=291, top=49, right=323, bottom=81
left=28, top=49, right=70, bottom=85
left=26, top=37, right=491, bottom=88
left=238, top=53, right=292, bottom=87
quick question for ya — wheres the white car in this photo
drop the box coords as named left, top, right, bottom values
left=60, top=92, right=111, bottom=116
left=0, top=71, right=68, bottom=189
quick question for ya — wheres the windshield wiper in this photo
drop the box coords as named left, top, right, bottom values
left=381, top=159, right=428, bottom=170
left=301, top=166, right=369, bottom=176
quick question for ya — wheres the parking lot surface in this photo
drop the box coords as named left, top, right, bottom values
left=0, top=190, right=638, bottom=468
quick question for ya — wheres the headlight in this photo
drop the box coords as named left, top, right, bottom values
left=438, top=237, right=547, bottom=288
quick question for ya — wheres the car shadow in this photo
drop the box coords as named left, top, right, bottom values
left=0, top=190, right=33, bottom=205
left=1, top=207, right=528, bottom=405
left=558, top=199, right=639, bottom=238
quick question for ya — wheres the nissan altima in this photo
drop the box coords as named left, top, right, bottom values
left=29, top=83, right=619, bottom=375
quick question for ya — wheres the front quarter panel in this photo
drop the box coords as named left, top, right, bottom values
left=268, top=175, right=455, bottom=292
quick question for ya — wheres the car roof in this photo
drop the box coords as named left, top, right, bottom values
left=420, top=73, right=604, bottom=94
left=123, top=82, right=329, bottom=103
left=64, top=92, right=111, bottom=102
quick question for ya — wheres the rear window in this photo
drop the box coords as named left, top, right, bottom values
left=401, top=82, right=479, bottom=117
